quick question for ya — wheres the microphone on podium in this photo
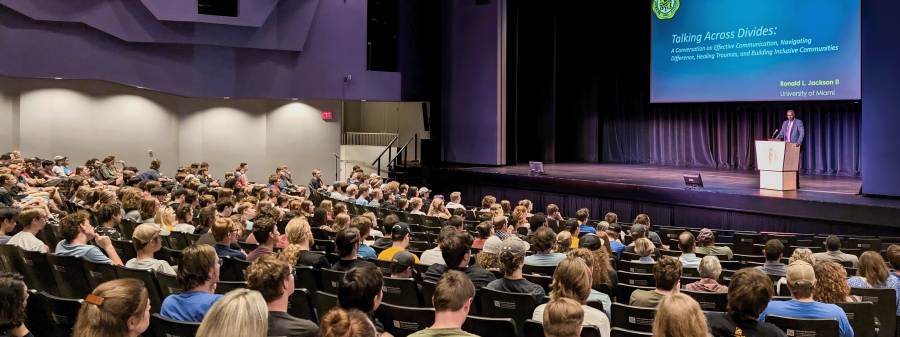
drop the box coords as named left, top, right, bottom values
left=770, top=129, right=780, bottom=139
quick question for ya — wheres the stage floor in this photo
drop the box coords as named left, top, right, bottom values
left=453, top=163, right=900, bottom=209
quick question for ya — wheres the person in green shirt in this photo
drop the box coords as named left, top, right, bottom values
left=98, top=155, right=126, bottom=181
left=695, top=228, right=734, bottom=261
left=408, top=270, right=479, bottom=337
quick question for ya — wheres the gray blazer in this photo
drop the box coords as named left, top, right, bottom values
left=776, top=119, right=804, bottom=145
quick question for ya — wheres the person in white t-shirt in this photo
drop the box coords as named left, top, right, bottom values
left=445, top=192, right=466, bottom=210
left=126, top=224, right=176, bottom=275
left=7, top=208, right=50, bottom=253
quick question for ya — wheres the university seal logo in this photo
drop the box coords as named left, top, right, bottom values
left=652, top=0, right=679, bottom=20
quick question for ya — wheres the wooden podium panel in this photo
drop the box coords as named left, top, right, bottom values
left=755, top=140, right=800, bottom=191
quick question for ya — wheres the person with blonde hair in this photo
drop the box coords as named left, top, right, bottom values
left=489, top=203, right=504, bottom=219
left=72, top=279, right=151, bottom=337
left=427, top=198, right=452, bottom=219
left=554, top=231, right=573, bottom=255
left=212, top=218, right=247, bottom=260
left=814, top=261, right=860, bottom=304
left=154, top=206, right=177, bottom=231
left=477, top=236, right=502, bottom=270
left=513, top=205, right=528, bottom=224
left=120, top=187, right=144, bottom=222
left=480, top=195, right=496, bottom=212
left=531, top=256, right=610, bottom=335
left=568, top=248, right=612, bottom=319
left=196, top=289, right=268, bottom=337
left=329, top=213, right=351, bottom=232
left=633, top=238, right=655, bottom=263
left=542, top=298, right=584, bottom=337
left=320, top=200, right=334, bottom=220
left=279, top=217, right=330, bottom=269
left=409, top=197, right=425, bottom=215
left=651, top=293, right=709, bottom=337
left=319, top=308, right=377, bottom=337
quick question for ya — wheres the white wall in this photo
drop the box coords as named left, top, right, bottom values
left=345, top=101, right=431, bottom=160
left=0, top=76, right=342, bottom=183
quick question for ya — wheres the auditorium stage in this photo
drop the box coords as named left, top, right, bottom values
left=423, top=163, right=900, bottom=230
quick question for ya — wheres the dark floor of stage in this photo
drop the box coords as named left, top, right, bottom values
left=453, top=163, right=900, bottom=208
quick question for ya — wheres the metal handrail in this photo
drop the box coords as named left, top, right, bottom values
left=389, top=134, right=418, bottom=179
left=371, top=136, right=399, bottom=177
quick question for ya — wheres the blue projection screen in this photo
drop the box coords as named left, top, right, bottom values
left=650, top=0, right=860, bottom=103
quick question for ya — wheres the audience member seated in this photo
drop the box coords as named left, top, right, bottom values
left=354, top=216, right=377, bottom=260
left=424, top=230, right=496, bottom=289
left=371, top=215, right=398, bottom=250
left=377, top=223, right=420, bottom=263
left=138, top=197, right=160, bottom=224
left=408, top=270, right=478, bottom=337
left=56, top=211, right=124, bottom=265
left=706, top=268, right=786, bottom=337
left=576, top=208, right=595, bottom=234
left=247, top=218, right=279, bottom=262
left=812, top=235, right=859, bottom=267
left=420, top=226, right=457, bottom=266
left=555, top=231, right=573, bottom=255
left=564, top=219, right=580, bottom=248
left=846, top=251, right=900, bottom=314
left=476, top=236, right=501, bottom=270
left=7, top=208, right=49, bottom=253
left=485, top=237, right=546, bottom=305
left=445, top=192, right=465, bottom=210
left=0, top=207, right=16, bottom=244
left=633, top=214, right=667, bottom=249
left=654, top=294, right=712, bottom=337
left=542, top=298, right=584, bottom=337
left=887, top=245, right=900, bottom=283
left=390, top=250, right=417, bottom=280
left=677, top=232, right=701, bottom=268
left=695, top=228, right=733, bottom=261
left=756, top=239, right=786, bottom=277
left=427, top=198, right=451, bottom=219
left=338, top=266, right=389, bottom=337
left=320, top=308, right=377, bottom=337
left=758, top=261, right=852, bottom=337
left=367, top=189, right=383, bottom=208
left=630, top=256, right=682, bottom=308
left=813, top=260, right=860, bottom=304
left=127, top=224, right=177, bottom=275
left=633, top=238, right=656, bottom=263
left=576, top=236, right=618, bottom=298
left=246, top=255, right=318, bottom=337
left=492, top=216, right=512, bottom=241
left=622, top=225, right=661, bottom=260
left=161, top=244, right=224, bottom=322
left=532, top=256, right=610, bottom=335
left=196, top=288, right=268, bottom=337
left=280, top=217, right=331, bottom=269
left=332, top=228, right=376, bottom=272
left=72, top=279, right=151, bottom=337
left=606, top=223, right=625, bottom=259
left=0, top=272, right=30, bottom=337
left=685, top=255, right=727, bottom=292
left=309, top=207, right=329, bottom=229
left=211, top=218, right=247, bottom=260
left=568, top=248, right=613, bottom=318
left=94, top=203, right=125, bottom=241
left=525, top=227, right=567, bottom=266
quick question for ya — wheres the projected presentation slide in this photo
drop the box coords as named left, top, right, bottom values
left=650, top=0, right=860, bottom=103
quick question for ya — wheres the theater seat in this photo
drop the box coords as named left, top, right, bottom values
left=463, top=316, right=517, bottom=337
left=764, top=314, right=840, bottom=337
left=382, top=277, right=422, bottom=307
left=836, top=301, right=876, bottom=337
left=681, top=290, right=727, bottom=312
left=524, top=319, right=604, bottom=337
left=149, top=313, right=201, bottom=337
left=374, top=302, right=435, bottom=337
left=480, top=288, right=538, bottom=337
left=287, top=288, right=317, bottom=323
left=116, top=265, right=165, bottom=313
left=850, top=287, right=896, bottom=337
left=610, top=303, right=656, bottom=332
left=47, top=253, right=93, bottom=299
left=26, top=290, right=82, bottom=337
left=315, top=291, right=339, bottom=322
left=320, top=268, right=345, bottom=294
left=214, top=281, right=247, bottom=295
left=610, top=327, right=653, bottom=337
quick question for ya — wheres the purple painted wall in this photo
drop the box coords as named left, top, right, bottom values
left=0, top=1, right=400, bottom=100
left=441, top=0, right=504, bottom=165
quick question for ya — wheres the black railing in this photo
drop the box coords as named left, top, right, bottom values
left=371, top=136, right=399, bottom=176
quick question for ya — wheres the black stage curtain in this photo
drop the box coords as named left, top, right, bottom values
left=510, top=1, right=862, bottom=176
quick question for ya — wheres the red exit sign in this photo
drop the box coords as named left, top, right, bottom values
left=322, top=111, right=332, bottom=119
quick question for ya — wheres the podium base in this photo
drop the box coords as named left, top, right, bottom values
left=760, top=171, right=797, bottom=191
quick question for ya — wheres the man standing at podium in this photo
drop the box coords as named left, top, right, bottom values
left=776, top=110, right=804, bottom=187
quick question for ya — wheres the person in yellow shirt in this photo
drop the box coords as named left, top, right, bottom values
left=564, top=219, right=581, bottom=248
left=377, top=222, right=421, bottom=264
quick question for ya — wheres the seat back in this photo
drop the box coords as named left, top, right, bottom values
left=422, top=216, right=442, bottom=228
left=17, top=248, right=58, bottom=296
left=480, top=288, right=537, bottom=337
left=111, top=239, right=138, bottom=261
left=374, top=302, right=435, bottom=337
left=421, top=280, right=436, bottom=307
left=464, top=316, right=517, bottom=337
left=522, top=264, right=557, bottom=276
left=294, top=265, right=321, bottom=293
left=320, top=268, right=345, bottom=294
left=732, top=232, right=762, bottom=255
left=287, top=288, right=317, bottom=323
left=848, top=238, right=882, bottom=253
left=764, top=314, right=840, bottom=337
left=166, top=231, right=189, bottom=250
left=611, top=302, right=657, bottom=332
left=617, top=260, right=655, bottom=274
left=115, top=265, right=165, bottom=313
left=149, top=313, right=201, bottom=337
left=236, top=241, right=258, bottom=252
left=314, top=291, right=339, bottom=322
left=523, top=274, right=553, bottom=294
left=681, top=290, right=728, bottom=312
left=0, top=244, right=23, bottom=274
left=159, top=246, right=183, bottom=266
left=120, top=220, right=138, bottom=240
left=313, top=239, right=337, bottom=255
left=184, top=233, right=202, bottom=246
left=26, top=290, right=83, bottom=337
left=47, top=253, right=93, bottom=299
left=609, top=328, right=654, bottom=337
left=376, top=208, right=392, bottom=222
left=850, top=287, right=896, bottom=337
left=614, top=284, right=655, bottom=305
left=220, top=256, right=251, bottom=281
left=617, top=271, right=656, bottom=287
left=406, top=213, right=424, bottom=226
left=156, top=271, right=183, bottom=298
left=768, top=234, right=798, bottom=248
left=836, top=301, right=876, bottom=337
left=214, top=280, right=248, bottom=295
left=382, top=277, right=422, bottom=307
left=81, top=257, right=118, bottom=291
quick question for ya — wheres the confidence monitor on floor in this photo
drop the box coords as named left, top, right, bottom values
left=683, top=173, right=703, bottom=189
left=529, top=161, right=547, bottom=176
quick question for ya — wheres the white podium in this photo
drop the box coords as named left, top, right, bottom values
left=755, top=140, right=800, bottom=191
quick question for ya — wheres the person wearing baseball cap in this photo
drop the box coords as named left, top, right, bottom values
left=126, top=224, right=176, bottom=275
left=51, top=155, right=72, bottom=177
left=622, top=224, right=661, bottom=260
left=695, top=228, right=733, bottom=261
left=390, top=250, right=417, bottom=279
left=564, top=219, right=581, bottom=248
left=418, top=187, right=432, bottom=210
left=484, top=237, right=545, bottom=305
left=376, top=222, right=420, bottom=264
left=758, top=260, right=853, bottom=337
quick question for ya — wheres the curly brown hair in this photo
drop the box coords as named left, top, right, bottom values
left=568, top=248, right=610, bottom=289
left=476, top=252, right=500, bottom=270
left=814, top=261, right=851, bottom=304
